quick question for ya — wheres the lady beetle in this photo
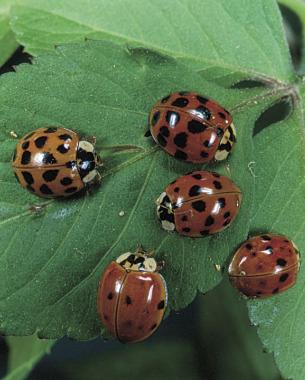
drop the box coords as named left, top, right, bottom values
left=149, top=91, right=236, bottom=163
left=228, top=234, right=300, bottom=298
left=12, top=127, right=101, bottom=198
left=156, top=170, right=242, bottom=237
left=97, top=247, right=167, bottom=343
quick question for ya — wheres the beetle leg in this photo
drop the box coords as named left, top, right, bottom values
left=157, top=260, right=165, bottom=271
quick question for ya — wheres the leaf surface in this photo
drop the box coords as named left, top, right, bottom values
left=11, top=0, right=293, bottom=84
left=0, top=0, right=18, bottom=67
left=4, top=335, right=54, bottom=380
left=0, top=40, right=274, bottom=339
left=247, top=99, right=305, bottom=380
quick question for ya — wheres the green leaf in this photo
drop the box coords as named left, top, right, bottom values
left=0, top=0, right=18, bottom=67
left=199, top=279, right=281, bottom=380
left=4, top=335, right=55, bottom=380
left=247, top=100, right=305, bottom=379
left=11, top=0, right=293, bottom=84
left=279, top=0, right=305, bottom=74
left=0, top=40, right=278, bottom=340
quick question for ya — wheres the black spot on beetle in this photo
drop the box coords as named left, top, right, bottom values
left=182, top=215, right=188, bottom=222
left=161, top=95, right=170, bottom=103
left=218, top=112, right=226, bottom=119
left=256, top=291, right=262, bottom=295
left=203, top=140, right=212, bottom=148
left=40, top=184, right=53, bottom=195
left=57, top=144, right=69, bottom=154
left=59, top=134, right=72, bottom=141
left=196, top=106, right=211, bottom=120
left=66, top=160, right=76, bottom=169
left=174, top=132, right=188, bottom=148
left=21, top=151, right=31, bottom=165
left=205, top=215, right=214, bottom=226
left=266, top=246, right=273, bottom=254
left=279, top=273, right=289, bottom=282
left=44, top=127, right=57, bottom=133
left=192, top=173, right=202, bottom=180
left=21, top=171, right=34, bottom=185
left=172, top=97, right=189, bottom=107
left=24, top=131, right=35, bottom=140
left=192, top=200, right=206, bottom=212
left=157, top=133, right=167, bottom=147
left=65, top=186, right=78, bottom=194
left=224, top=211, right=230, bottom=218
left=22, top=141, right=30, bottom=150
left=213, top=180, right=222, bottom=190
left=201, top=151, right=209, bottom=158
left=174, top=187, right=180, bottom=193
left=42, top=170, right=59, bottom=182
left=218, top=198, right=226, bottom=208
left=107, top=292, right=113, bottom=300
left=103, top=314, right=109, bottom=321
left=126, top=296, right=132, bottom=305
left=34, top=136, right=48, bottom=149
left=151, top=111, right=160, bottom=126
left=196, top=95, right=209, bottom=104
left=189, top=185, right=201, bottom=197
left=159, top=126, right=170, bottom=137
left=157, top=300, right=165, bottom=309
left=245, top=243, right=252, bottom=250
left=188, top=120, right=206, bottom=134
left=277, top=258, right=287, bottom=267
left=174, top=150, right=188, bottom=161
left=60, top=177, right=73, bottom=186
left=183, top=227, right=191, bottom=233
left=223, top=219, right=231, bottom=226
left=42, top=152, right=57, bottom=165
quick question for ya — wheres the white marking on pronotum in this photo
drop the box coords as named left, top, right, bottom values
left=79, top=140, right=95, bottom=152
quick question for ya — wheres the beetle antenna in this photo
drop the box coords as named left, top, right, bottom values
left=136, top=245, right=145, bottom=255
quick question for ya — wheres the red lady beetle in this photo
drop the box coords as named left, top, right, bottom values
left=97, top=247, right=167, bottom=343
left=149, top=91, right=236, bottom=163
left=156, top=170, right=242, bottom=237
left=12, top=127, right=101, bottom=198
left=228, top=234, right=300, bottom=298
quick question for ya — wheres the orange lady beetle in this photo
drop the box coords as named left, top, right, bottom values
left=97, top=247, right=167, bottom=343
left=149, top=91, right=236, bottom=163
left=156, top=170, right=242, bottom=237
left=228, top=234, right=300, bottom=298
left=12, top=127, right=101, bottom=198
